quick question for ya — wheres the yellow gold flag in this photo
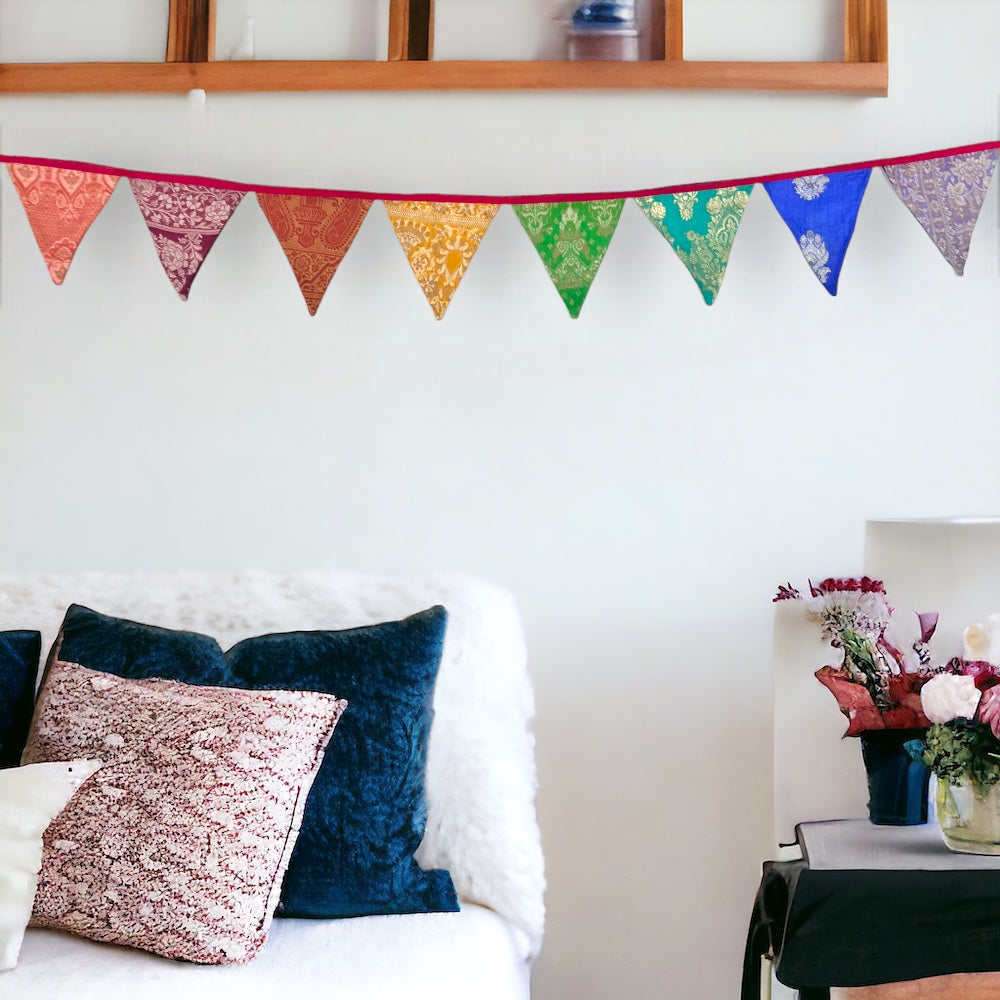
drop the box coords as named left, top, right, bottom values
left=383, top=201, right=499, bottom=319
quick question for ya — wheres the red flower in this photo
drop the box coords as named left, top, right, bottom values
left=772, top=583, right=801, bottom=603
left=951, top=657, right=1000, bottom=691
left=809, top=576, right=887, bottom=598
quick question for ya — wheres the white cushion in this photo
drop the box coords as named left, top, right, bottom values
left=0, top=759, right=103, bottom=971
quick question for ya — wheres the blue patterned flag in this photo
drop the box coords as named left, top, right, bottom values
left=763, top=169, right=871, bottom=295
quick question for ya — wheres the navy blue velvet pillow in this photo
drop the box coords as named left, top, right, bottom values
left=54, top=603, right=458, bottom=918
left=0, top=631, right=41, bottom=767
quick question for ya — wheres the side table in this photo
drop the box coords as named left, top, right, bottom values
left=742, top=819, right=1000, bottom=1000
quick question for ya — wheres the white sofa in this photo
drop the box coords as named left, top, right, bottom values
left=0, top=569, right=545, bottom=1000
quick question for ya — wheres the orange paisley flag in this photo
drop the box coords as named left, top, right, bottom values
left=383, top=201, right=499, bottom=319
left=257, top=193, right=372, bottom=315
left=7, top=163, right=118, bottom=284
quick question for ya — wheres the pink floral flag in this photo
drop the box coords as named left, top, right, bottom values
left=882, top=149, right=998, bottom=276
left=129, top=179, right=245, bottom=300
left=7, top=163, right=118, bottom=284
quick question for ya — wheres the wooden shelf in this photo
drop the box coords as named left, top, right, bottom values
left=0, top=0, right=888, bottom=96
left=0, top=58, right=888, bottom=95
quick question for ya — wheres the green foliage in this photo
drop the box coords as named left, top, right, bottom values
left=920, top=720, right=1000, bottom=790
left=840, top=631, right=890, bottom=709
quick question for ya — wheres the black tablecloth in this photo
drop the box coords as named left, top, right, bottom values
left=742, top=855, right=1000, bottom=999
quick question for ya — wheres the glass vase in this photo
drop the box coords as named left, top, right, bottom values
left=937, top=780, right=1000, bottom=854
left=859, top=728, right=929, bottom=825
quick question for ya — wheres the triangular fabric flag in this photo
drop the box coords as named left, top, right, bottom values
left=256, top=193, right=372, bottom=315
left=129, top=179, right=244, bottom=300
left=763, top=169, right=871, bottom=295
left=383, top=200, right=499, bottom=319
left=635, top=185, right=753, bottom=305
left=514, top=199, right=624, bottom=317
left=882, top=149, right=998, bottom=276
left=7, top=163, right=118, bottom=284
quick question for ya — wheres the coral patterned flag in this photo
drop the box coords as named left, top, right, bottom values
left=763, top=169, right=871, bottom=295
left=882, top=149, right=998, bottom=276
left=383, top=200, right=499, bottom=319
left=513, top=199, right=624, bottom=317
left=257, top=193, right=372, bottom=315
left=635, top=186, right=753, bottom=305
left=129, top=179, right=244, bottom=300
left=7, top=163, right=118, bottom=284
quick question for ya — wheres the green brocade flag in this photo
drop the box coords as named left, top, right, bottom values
left=513, top=199, right=624, bottom=317
left=636, top=186, right=753, bottom=305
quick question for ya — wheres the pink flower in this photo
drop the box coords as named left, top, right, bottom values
left=979, top=686, right=1000, bottom=739
left=917, top=612, right=939, bottom=644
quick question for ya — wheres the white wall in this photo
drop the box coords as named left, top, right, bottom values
left=0, top=2, right=997, bottom=997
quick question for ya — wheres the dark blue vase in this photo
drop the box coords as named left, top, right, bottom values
left=860, top=728, right=930, bottom=825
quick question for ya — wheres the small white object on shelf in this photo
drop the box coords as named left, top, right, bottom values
left=230, top=16, right=255, bottom=61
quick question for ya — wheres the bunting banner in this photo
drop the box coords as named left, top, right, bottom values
left=763, top=169, right=871, bottom=295
left=882, top=149, right=998, bottom=276
left=7, top=164, right=118, bottom=284
left=0, top=139, right=997, bottom=316
left=635, top=185, right=753, bottom=305
left=383, top=200, right=499, bottom=319
left=514, top=199, right=624, bottom=318
left=129, top=179, right=245, bottom=300
left=257, top=193, right=372, bottom=315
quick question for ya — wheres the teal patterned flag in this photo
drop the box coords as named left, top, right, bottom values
left=636, top=186, right=753, bottom=304
left=763, top=169, right=871, bottom=295
left=513, top=199, right=624, bottom=318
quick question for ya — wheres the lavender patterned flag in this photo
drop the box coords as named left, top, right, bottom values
left=763, top=169, right=871, bottom=295
left=882, top=150, right=997, bottom=276
left=130, top=179, right=245, bottom=300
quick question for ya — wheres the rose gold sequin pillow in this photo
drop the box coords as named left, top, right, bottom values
left=22, top=659, right=347, bottom=964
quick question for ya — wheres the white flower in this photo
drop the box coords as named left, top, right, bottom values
left=963, top=612, right=1000, bottom=663
left=803, top=589, right=891, bottom=644
left=920, top=673, right=982, bottom=723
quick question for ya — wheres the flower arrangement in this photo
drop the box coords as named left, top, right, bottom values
left=905, top=657, right=1000, bottom=852
left=777, top=576, right=1000, bottom=839
left=909, top=667, right=1000, bottom=790
left=774, top=576, right=940, bottom=736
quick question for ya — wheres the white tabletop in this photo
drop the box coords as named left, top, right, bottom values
left=797, top=818, right=1000, bottom=871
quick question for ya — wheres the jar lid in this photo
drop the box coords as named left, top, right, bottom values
left=571, top=1, right=636, bottom=27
